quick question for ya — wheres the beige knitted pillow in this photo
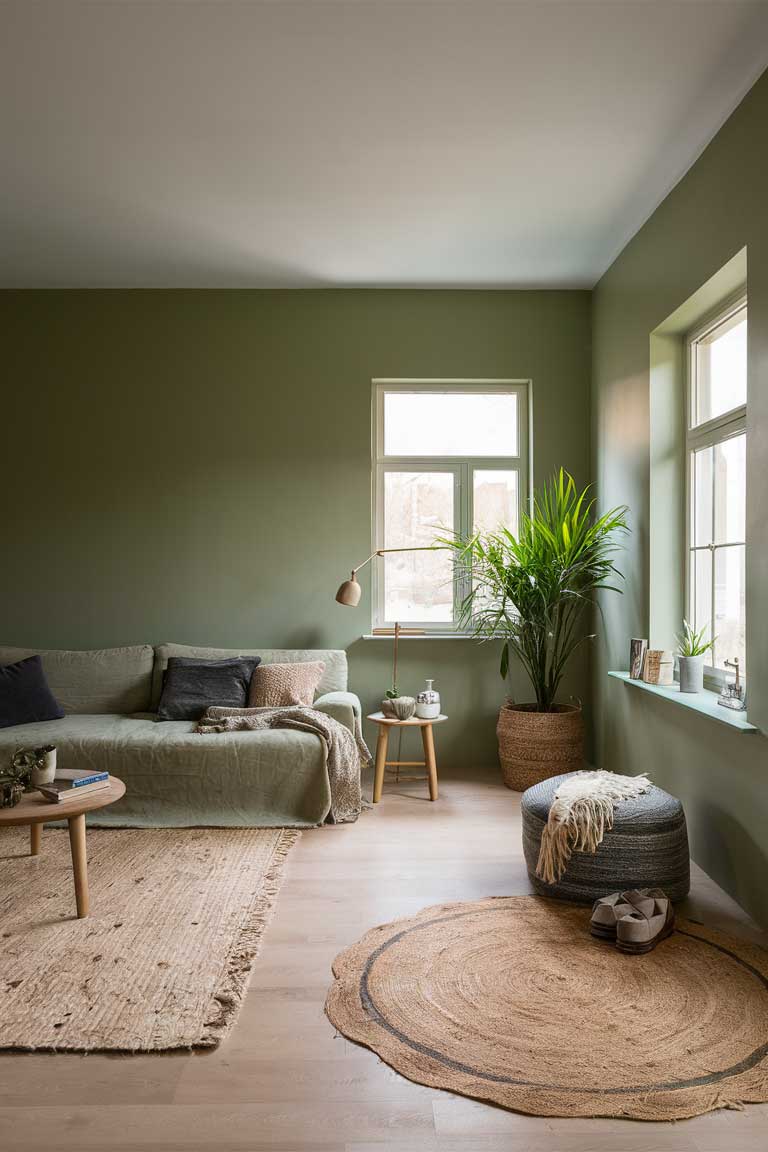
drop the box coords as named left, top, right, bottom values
left=248, top=661, right=326, bottom=707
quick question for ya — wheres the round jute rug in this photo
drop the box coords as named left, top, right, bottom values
left=325, top=896, right=768, bottom=1120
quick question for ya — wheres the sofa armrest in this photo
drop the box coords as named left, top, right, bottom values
left=313, top=691, right=362, bottom=735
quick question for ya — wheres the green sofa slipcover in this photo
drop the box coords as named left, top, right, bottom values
left=0, top=644, right=361, bottom=827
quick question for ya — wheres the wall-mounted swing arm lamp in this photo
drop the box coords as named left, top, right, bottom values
left=335, top=548, right=438, bottom=607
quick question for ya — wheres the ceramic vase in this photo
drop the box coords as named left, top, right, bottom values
left=678, top=655, right=704, bottom=694
left=415, top=679, right=441, bottom=719
left=31, top=746, right=57, bottom=788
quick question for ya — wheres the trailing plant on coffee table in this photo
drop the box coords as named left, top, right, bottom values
left=9, top=748, right=37, bottom=789
left=440, top=469, right=629, bottom=712
left=0, top=748, right=36, bottom=807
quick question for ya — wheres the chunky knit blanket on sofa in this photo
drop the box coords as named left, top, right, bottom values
left=197, top=705, right=370, bottom=824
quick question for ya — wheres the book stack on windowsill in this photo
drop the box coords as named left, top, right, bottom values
left=37, top=769, right=110, bottom=804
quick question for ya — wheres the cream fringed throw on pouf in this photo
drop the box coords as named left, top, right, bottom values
left=536, top=770, right=652, bottom=884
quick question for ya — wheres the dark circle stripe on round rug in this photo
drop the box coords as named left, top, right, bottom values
left=360, top=909, right=768, bottom=1094
left=325, top=896, right=768, bottom=1120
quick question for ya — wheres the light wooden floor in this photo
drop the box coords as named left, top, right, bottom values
left=1, top=767, right=767, bottom=1151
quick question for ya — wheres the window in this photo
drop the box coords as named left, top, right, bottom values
left=686, top=297, right=747, bottom=676
left=373, top=380, right=529, bottom=630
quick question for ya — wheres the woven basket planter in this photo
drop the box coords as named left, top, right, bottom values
left=497, top=702, right=584, bottom=792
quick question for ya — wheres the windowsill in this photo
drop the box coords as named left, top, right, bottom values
left=362, top=633, right=485, bottom=640
left=608, top=671, right=757, bottom=732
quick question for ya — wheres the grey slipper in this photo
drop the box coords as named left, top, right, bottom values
left=590, top=891, right=632, bottom=939
left=590, top=888, right=667, bottom=940
left=615, top=891, right=675, bottom=954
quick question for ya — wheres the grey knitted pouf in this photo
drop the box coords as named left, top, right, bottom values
left=522, top=772, right=690, bottom=904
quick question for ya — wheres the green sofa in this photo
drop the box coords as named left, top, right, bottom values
left=0, top=644, right=361, bottom=827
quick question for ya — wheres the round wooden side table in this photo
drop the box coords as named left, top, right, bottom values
left=366, top=713, right=447, bottom=802
left=0, top=776, right=126, bottom=918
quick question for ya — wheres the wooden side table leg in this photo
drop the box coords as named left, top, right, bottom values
left=373, top=727, right=389, bottom=804
left=30, top=823, right=42, bottom=856
left=421, top=723, right=439, bottom=801
left=68, top=813, right=89, bottom=918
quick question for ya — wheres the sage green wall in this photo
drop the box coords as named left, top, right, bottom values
left=593, top=72, right=768, bottom=925
left=1, top=289, right=591, bottom=772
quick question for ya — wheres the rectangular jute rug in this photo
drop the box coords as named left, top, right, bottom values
left=0, top=826, right=299, bottom=1052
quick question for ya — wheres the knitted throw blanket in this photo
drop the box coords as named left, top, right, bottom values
left=196, top=705, right=370, bottom=824
left=536, top=770, right=652, bottom=884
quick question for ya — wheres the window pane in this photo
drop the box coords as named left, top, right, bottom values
left=713, top=545, right=745, bottom=672
left=694, top=308, right=747, bottom=426
left=473, top=470, right=519, bottom=536
left=714, top=433, right=745, bottom=545
left=690, top=548, right=712, bottom=639
left=692, top=446, right=713, bottom=547
left=384, top=392, right=518, bottom=456
left=383, top=471, right=454, bottom=622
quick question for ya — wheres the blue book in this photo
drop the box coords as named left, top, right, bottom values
left=59, top=770, right=109, bottom=788
left=38, top=769, right=110, bottom=803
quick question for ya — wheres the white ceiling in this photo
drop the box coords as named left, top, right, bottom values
left=1, top=0, right=767, bottom=288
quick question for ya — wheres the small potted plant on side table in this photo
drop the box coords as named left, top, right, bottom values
left=676, top=621, right=714, bottom=693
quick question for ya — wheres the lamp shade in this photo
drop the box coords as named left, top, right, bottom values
left=335, top=574, right=362, bottom=606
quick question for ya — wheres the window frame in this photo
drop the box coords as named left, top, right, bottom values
left=684, top=294, right=747, bottom=683
left=372, top=378, right=531, bottom=632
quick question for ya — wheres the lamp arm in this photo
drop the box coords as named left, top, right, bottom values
left=349, top=546, right=439, bottom=577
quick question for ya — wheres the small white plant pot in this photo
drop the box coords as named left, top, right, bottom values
left=678, top=655, right=705, bottom=694
left=31, top=747, right=57, bottom=788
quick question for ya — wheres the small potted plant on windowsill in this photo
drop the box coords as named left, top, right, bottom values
left=676, top=621, right=715, bottom=694
left=441, top=469, right=629, bottom=791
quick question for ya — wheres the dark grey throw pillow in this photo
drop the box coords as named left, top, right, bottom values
left=0, top=655, right=65, bottom=729
left=156, top=656, right=261, bottom=721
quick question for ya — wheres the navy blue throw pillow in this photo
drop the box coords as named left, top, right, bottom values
left=157, top=656, right=261, bottom=721
left=0, top=655, right=65, bottom=729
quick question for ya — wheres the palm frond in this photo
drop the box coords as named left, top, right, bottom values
left=440, top=469, right=629, bottom=711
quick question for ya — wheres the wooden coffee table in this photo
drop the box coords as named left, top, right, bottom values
left=0, top=776, right=125, bottom=918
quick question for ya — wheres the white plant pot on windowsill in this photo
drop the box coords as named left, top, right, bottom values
left=678, top=655, right=705, bottom=694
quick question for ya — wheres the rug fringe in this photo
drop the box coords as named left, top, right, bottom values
left=198, top=828, right=301, bottom=1047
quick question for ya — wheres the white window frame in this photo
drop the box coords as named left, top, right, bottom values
left=372, top=378, right=531, bottom=632
left=685, top=294, right=747, bottom=683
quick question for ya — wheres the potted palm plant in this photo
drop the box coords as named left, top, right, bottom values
left=442, top=469, right=628, bottom=791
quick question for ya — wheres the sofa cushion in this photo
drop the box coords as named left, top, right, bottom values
left=152, top=645, right=347, bottom=708
left=157, top=657, right=261, bottom=721
left=0, top=645, right=155, bottom=715
left=0, top=655, right=65, bottom=729
left=248, top=661, right=325, bottom=708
